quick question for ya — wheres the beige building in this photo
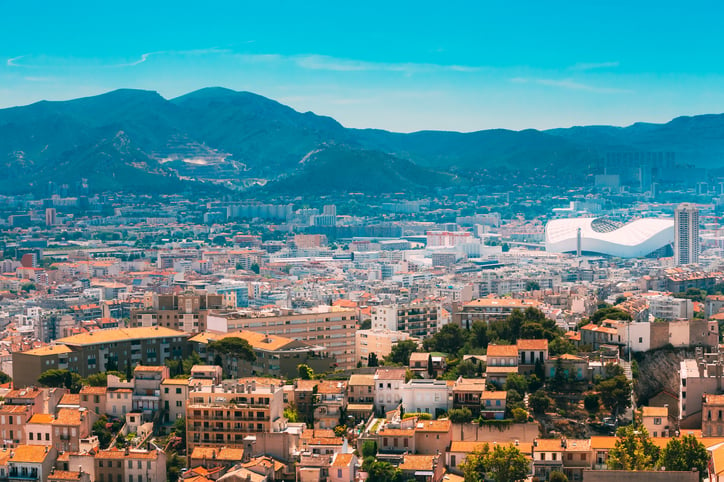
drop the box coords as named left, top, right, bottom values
left=206, top=307, right=357, bottom=369
left=130, top=291, right=224, bottom=333
left=703, top=394, right=724, bottom=437
left=186, top=378, right=286, bottom=453
left=161, top=378, right=189, bottom=424
left=355, top=329, right=416, bottom=366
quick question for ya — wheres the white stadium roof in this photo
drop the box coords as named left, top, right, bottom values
left=545, top=217, right=674, bottom=258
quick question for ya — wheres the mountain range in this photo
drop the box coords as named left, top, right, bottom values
left=2, top=87, right=724, bottom=195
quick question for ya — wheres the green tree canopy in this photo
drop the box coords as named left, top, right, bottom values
left=659, top=434, right=708, bottom=479
left=447, top=407, right=473, bottom=424
left=549, top=471, right=569, bottom=482
left=595, top=374, right=631, bottom=416
left=461, top=443, right=529, bottom=482
left=384, top=339, right=419, bottom=365
left=608, top=425, right=659, bottom=471
left=207, top=337, right=256, bottom=362
left=298, top=364, right=315, bottom=380
left=423, top=323, right=467, bottom=354
left=529, top=390, right=551, bottom=415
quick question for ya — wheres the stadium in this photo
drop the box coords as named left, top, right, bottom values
left=545, top=217, right=674, bottom=258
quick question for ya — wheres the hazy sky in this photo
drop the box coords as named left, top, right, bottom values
left=3, top=1, right=724, bottom=132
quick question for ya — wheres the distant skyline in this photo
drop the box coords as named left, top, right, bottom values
left=3, top=1, right=724, bottom=132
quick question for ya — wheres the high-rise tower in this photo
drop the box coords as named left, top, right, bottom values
left=675, top=203, right=700, bottom=265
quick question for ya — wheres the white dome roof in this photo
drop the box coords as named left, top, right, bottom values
left=545, top=217, right=674, bottom=258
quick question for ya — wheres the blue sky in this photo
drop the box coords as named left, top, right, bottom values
left=3, top=1, right=724, bottom=132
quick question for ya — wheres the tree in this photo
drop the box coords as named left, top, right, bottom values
left=549, top=471, right=569, bottom=482
left=0, top=371, right=11, bottom=384
left=427, top=353, right=435, bottom=377
left=584, top=394, right=600, bottom=414
left=284, top=403, right=300, bottom=423
left=361, top=440, right=377, bottom=458
left=595, top=375, right=631, bottom=416
left=659, top=434, right=708, bottom=479
left=607, top=425, right=659, bottom=471
left=504, top=374, right=528, bottom=394
left=92, top=416, right=113, bottom=448
left=529, top=390, right=551, bottom=415
left=525, top=281, right=541, bottom=291
left=172, top=416, right=186, bottom=452
left=368, top=352, right=379, bottom=367
left=423, top=323, right=467, bottom=354
left=250, top=263, right=260, bottom=274
left=363, top=458, right=403, bottom=482
left=385, top=339, right=418, bottom=365
left=461, top=443, right=529, bottom=482
left=298, top=364, right=315, bottom=380
left=511, top=407, right=528, bottom=423
left=360, top=319, right=372, bottom=330
left=447, top=407, right=473, bottom=424
left=549, top=337, right=576, bottom=356
left=470, top=321, right=489, bottom=349
left=182, top=352, right=202, bottom=374
left=207, top=337, right=256, bottom=362
left=590, top=307, right=631, bottom=324
left=38, top=369, right=83, bottom=392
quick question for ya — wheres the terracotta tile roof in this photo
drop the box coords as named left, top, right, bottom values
left=535, top=438, right=565, bottom=451
left=28, top=414, right=54, bottom=424
left=331, top=453, right=355, bottom=467
left=48, top=471, right=83, bottom=481
left=190, top=446, right=244, bottom=461
left=704, top=394, right=724, bottom=405
left=79, top=386, right=107, bottom=395
left=375, top=368, right=407, bottom=380
left=54, top=408, right=83, bottom=426
left=59, top=394, right=81, bottom=406
left=21, top=345, right=73, bottom=356
left=348, top=374, right=375, bottom=386
left=486, top=345, right=518, bottom=357
left=317, top=380, right=346, bottom=394
left=642, top=406, right=669, bottom=418
left=399, top=455, right=435, bottom=471
left=56, top=327, right=186, bottom=346
left=96, top=448, right=159, bottom=460
left=8, top=445, right=52, bottom=463
left=481, top=391, right=507, bottom=400
left=517, top=339, right=549, bottom=350
left=415, top=420, right=451, bottom=432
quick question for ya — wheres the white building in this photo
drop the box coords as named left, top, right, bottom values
left=649, top=295, right=693, bottom=320
left=374, top=368, right=407, bottom=414
left=675, top=203, right=700, bottom=265
left=400, top=379, right=452, bottom=419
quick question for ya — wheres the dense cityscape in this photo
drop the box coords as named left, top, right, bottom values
left=5, top=3, right=724, bottom=481
left=1, top=163, right=724, bottom=482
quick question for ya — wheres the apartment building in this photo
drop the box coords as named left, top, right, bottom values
left=132, top=366, right=168, bottom=420
left=94, top=448, right=166, bottom=482
left=455, top=298, right=540, bottom=328
left=12, top=327, right=190, bottom=387
left=314, top=381, right=347, bottom=430
left=206, top=307, right=357, bottom=369
left=190, top=330, right=333, bottom=378
left=370, top=302, right=442, bottom=338
left=7, top=445, right=57, bottom=482
left=355, top=329, right=416, bottom=366
left=130, top=292, right=223, bottom=333
left=186, top=378, right=286, bottom=453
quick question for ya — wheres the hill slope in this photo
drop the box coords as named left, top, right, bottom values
left=1, top=87, right=724, bottom=194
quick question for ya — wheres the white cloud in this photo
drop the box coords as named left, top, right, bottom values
left=511, top=76, right=631, bottom=94
left=291, top=54, right=481, bottom=74
left=569, top=61, right=620, bottom=71
left=7, top=56, right=25, bottom=67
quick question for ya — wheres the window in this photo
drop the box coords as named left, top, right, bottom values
left=654, top=417, right=662, bottom=425
left=552, top=453, right=557, bottom=461
left=581, top=454, right=586, bottom=461
left=337, top=469, right=343, bottom=478
left=541, top=453, right=546, bottom=461
left=567, top=453, right=572, bottom=460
